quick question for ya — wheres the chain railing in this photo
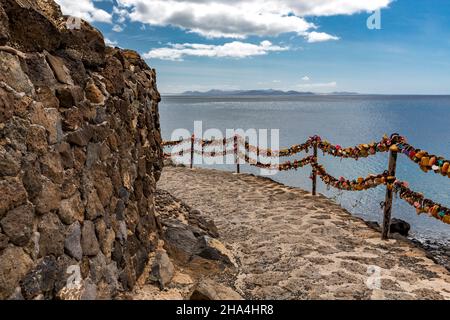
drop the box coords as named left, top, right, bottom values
left=163, top=133, right=450, bottom=239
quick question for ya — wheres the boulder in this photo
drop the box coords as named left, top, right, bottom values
left=163, top=220, right=199, bottom=263
left=151, top=250, right=175, bottom=289
left=190, top=279, right=243, bottom=300
left=390, top=218, right=411, bottom=237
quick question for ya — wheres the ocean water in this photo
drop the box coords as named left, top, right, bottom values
left=159, top=95, right=450, bottom=242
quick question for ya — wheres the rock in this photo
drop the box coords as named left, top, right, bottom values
left=0, top=247, right=33, bottom=299
left=163, top=220, right=199, bottom=263
left=0, top=3, right=9, bottom=45
left=151, top=250, right=175, bottom=289
left=66, top=126, right=93, bottom=147
left=35, top=86, right=59, bottom=109
left=81, top=221, right=100, bottom=257
left=65, top=222, right=82, bottom=261
left=190, top=279, right=243, bottom=300
left=101, top=229, right=115, bottom=260
left=61, top=19, right=106, bottom=68
left=7, top=287, right=24, bottom=300
left=0, top=203, right=34, bottom=246
left=59, top=192, right=84, bottom=225
left=85, top=79, right=105, bottom=104
left=89, top=251, right=107, bottom=283
left=23, top=52, right=57, bottom=87
left=1, top=0, right=62, bottom=52
left=0, top=51, right=34, bottom=95
left=0, top=150, right=20, bottom=177
left=390, top=218, right=411, bottom=237
left=80, top=278, right=97, bottom=300
left=56, top=142, right=74, bottom=169
left=189, top=209, right=220, bottom=238
left=45, top=52, right=74, bottom=85
left=196, top=236, right=235, bottom=266
left=85, top=188, right=104, bottom=220
left=25, top=124, right=48, bottom=154
left=38, top=213, right=65, bottom=257
left=39, top=151, right=64, bottom=183
left=0, top=177, right=27, bottom=217
left=42, top=108, right=62, bottom=144
left=0, top=233, right=8, bottom=251
left=21, top=256, right=59, bottom=299
left=55, top=86, right=84, bottom=108
left=34, top=179, right=61, bottom=215
left=104, top=262, right=120, bottom=295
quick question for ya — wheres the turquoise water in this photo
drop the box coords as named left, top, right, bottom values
left=159, top=95, right=450, bottom=242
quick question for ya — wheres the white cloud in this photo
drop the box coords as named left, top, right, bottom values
left=306, top=31, right=339, bottom=43
left=302, top=76, right=310, bottom=81
left=143, top=40, right=288, bottom=61
left=55, top=0, right=112, bottom=23
left=105, top=38, right=118, bottom=46
left=115, top=0, right=392, bottom=41
left=112, top=24, right=124, bottom=32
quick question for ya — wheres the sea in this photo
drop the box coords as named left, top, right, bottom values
left=159, top=95, right=450, bottom=243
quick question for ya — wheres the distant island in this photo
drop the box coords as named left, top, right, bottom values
left=179, top=89, right=360, bottom=96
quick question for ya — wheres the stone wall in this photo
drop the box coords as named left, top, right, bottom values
left=0, top=0, right=163, bottom=299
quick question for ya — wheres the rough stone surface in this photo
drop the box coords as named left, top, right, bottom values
left=0, top=0, right=163, bottom=299
left=160, top=167, right=450, bottom=300
left=390, top=218, right=411, bottom=237
left=81, top=221, right=100, bottom=257
left=151, top=250, right=175, bottom=289
left=0, top=247, right=33, bottom=299
left=190, top=279, right=243, bottom=300
left=38, top=212, right=65, bottom=257
left=65, top=221, right=82, bottom=261
left=0, top=203, right=34, bottom=246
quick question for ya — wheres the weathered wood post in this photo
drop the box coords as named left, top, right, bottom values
left=190, top=134, right=195, bottom=169
left=223, top=138, right=226, bottom=158
left=234, top=135, right=240, bottom=173
left=382, top=149, right=398, bottom=240
left=312, top=139, right=318, bottom=196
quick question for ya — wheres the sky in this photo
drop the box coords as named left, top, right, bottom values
left=55, top=0, right=450, bottom=95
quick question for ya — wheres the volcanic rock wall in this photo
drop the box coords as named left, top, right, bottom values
left=0, top=0, right=163, bottom=299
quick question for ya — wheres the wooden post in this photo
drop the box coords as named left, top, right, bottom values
left=382, top=150, right=398, bottom=240
left=234, top=135, right=240, bottom=173
left=223, top=138, right=227, bottom=163
left=190, top=134, right=194, bottom=169
left=312, top=140, right=318, bottom=196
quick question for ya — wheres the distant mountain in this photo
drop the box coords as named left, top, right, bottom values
left=180, top=89, right=359, bottom=96
left=181, top=89, right=316, bottom=96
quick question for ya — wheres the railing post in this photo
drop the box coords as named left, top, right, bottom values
left=382, top=150, right=398, bottom=240
left=234, top=135, right=240, bottom=174
left=312, top=139, right=318, bottom=196
left=190, top=134, right=194, bottom=169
